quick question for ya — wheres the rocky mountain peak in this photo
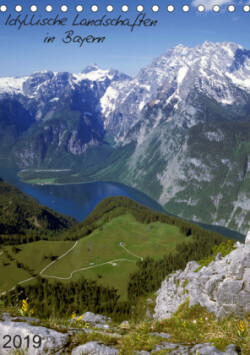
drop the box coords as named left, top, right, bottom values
left=81, top=63, right=100, bottom=74
left=102, top=41, right=250, bottom=134
left=31, top=69, right=54, bottom=78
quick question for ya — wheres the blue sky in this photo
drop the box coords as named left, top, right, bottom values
left=0, top=0, right=249, bottom=77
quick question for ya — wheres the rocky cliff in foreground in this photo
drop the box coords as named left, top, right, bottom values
left=154, top=231, right=250, bottom=321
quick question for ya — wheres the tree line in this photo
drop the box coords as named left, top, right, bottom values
left=3, top=276, right=131, bottom=321
left=127, top=228, right=226, bottom=300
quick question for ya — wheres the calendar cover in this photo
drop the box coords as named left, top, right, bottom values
left=0, top=1, right=249, bottom=353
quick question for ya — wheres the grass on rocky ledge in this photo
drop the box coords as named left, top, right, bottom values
left=194, top=240, right=236, bottom=272
left=150, top=299, right=249, bottom=355
left=75, top=299, right=249, bottom=354
left=36, top=299, right=250, bottom=354
left=2, top=298, right=249, bottom=355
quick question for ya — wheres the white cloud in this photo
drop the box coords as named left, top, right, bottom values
left=192, top=0, right=232, bottom=11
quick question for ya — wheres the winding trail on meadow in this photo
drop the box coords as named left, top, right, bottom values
left=120, top=243, right=143, bottom=261
left=39, top=241, right=78, bottom=276
left=41, top=258, right=137, bottom=280
left=41, top=242, right=143, bottom=280
left=0, top=239, right=143, bottom=294
left=0, top=241, right=79, bottom=296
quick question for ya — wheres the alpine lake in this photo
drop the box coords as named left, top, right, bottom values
left=0, top=165, right=244, bottom=242
left=0, top=166, right=165, bottom=222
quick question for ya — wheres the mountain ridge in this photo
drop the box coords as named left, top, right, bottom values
left=0, top=41, right=249, bottom=234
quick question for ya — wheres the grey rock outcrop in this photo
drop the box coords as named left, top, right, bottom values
left=75, top=312, right=111, bottom=325
left=0, top=317, right=69, bottom=354
left=152, top=342, right=239, bottom=354
left=154, top=231, right=250, bottom=320
left=135, top=343, right=238, bottom=354
left=0, top=312, right=116, bottom=354
left=149, top=332, right=171, bottom=339
left=71, top=341, right=119, bottom=355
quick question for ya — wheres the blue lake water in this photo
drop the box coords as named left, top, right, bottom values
left=0, top=167, right=245, bottom=241
left=0, top=167, right=165, bottom=222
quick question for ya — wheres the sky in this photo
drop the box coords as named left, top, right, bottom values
left=0, top=0, right=249, bottom=77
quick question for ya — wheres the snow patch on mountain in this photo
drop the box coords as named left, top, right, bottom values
left=177, top=66, right=188, bottom=85
left=100, top=85, right=121, bottom=116
left=0, top=76, right=29, bottom=95
left=74, top=69, right=114, bottom=83
left=100, top=41, right=250, bottom=143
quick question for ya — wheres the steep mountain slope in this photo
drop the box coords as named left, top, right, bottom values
left=99, top=42, right=250, bottom=234
left=0, top=179, right=76, bottom=241
left=0, top=96, right=35, bottom=158
left=101, top=42, right=250, bottom=140
left=0, top=42, right=249, bottom=233
left=0, top=65, right=129, bottom=167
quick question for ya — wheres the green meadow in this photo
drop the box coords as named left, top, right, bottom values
left=0, top=214, right=191, bottom=299
left=0, top=241, right=74, bottom=294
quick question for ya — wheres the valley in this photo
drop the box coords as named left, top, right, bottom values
left=0, top=166, right=166, bottom=222
left=0, top=41, right=249, bottom=234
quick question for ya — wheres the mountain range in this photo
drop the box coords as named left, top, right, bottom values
left=0, top=41, right=249, bottom=234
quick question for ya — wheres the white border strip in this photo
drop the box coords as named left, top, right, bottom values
left=0, top=4, right=249, bottom=13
